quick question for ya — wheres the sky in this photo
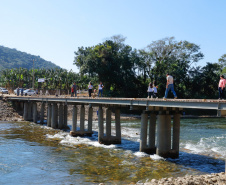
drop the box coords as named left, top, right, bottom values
left=0, top=0, right=226, bottom=73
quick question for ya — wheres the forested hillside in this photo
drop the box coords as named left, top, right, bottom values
left=0, top=45, right=60, bottom=70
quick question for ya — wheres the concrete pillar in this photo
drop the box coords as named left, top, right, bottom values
left=140, top=111, right=148, bottom=152
left=47, top=103, right=52, bottom=127
left=88, top=105, right=93, bottom=132
left=72, top=105, right=77, bottom=132
left=63, top=104, right=68, bottom=127
left=148, top=113, right=156, bottom=154
left=115, top=108, right=121, bottom=143
left=172, top=113, right=180, bottom=158
left=80, top=105, right=85, bottom=131
left=58, top=104, right=64, bottom=129
left=156, top=113, right=172, bottom=158
left=32, top=102, right=37, bottom=123
left=23, top=102, right=28, bottom=121
left=51, top=103, right=57, bottom=129
left=98, top=106, right=104, bottom=143
left=106, top=108, right=111, bottom=139
left=27, top=102, right=33, bottom=121
left=55, top=103, right=58, bottom=128
left=40, top=103, right=45, bottom=124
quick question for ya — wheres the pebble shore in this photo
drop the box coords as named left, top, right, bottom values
left=136, top=172, right=226, bottom=185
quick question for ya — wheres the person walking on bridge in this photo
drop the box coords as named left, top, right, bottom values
left=163, top=73, right=177, bottom=100
left=218, top=75, right=225, bottom=100
left=98, top=81, right=104, bottom=97
left=71, top=82, right=77, bottom=97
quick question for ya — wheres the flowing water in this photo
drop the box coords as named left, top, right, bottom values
left=0, top=118, right=225, bottom=185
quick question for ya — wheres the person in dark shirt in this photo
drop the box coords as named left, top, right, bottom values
left=71, top=82, right=77, bottom=97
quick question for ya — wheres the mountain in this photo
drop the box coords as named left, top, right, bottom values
left=0, top=45, right=61, bottom=70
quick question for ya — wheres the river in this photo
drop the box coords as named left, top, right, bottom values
left=0, top=118, right=225, bottom=184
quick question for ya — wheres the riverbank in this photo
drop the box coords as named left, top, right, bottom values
left=135, top=172, right=226, bottom=185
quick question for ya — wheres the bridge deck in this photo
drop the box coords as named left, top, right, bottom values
left=3, top=95, right=226, bottom=110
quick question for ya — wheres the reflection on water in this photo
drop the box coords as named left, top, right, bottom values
left=0, top=119, right=225, bottom=184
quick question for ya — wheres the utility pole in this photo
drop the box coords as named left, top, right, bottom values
left=32, top=59, right=36, bottom=89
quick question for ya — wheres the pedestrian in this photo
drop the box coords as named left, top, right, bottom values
left=71, top=82, right=77, bottom=97
left=153, top=81, right=158, bottom=98
left=164, top=73, right=177, bottom=99
left=16, top=87, right=19, bottom=96
left=218, top=75, right=225, bottom=100
left=98, top=81, right=104, bottom=97
left=21, top=87, right=23, bottom=96
left=71, top=85, right=74, bottom=97
left=147, top=82, right=154, bottom=98
left=88, top=81, right=93, bottom=97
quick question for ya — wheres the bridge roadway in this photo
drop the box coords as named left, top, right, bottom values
left=5, top=95, right=226, bottom=110
left=4, top=95, right=226, bottom=158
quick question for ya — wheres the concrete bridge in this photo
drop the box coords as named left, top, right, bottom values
left=5, top=96, right=226, bottom=158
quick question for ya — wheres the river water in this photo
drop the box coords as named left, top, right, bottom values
left=0, top=118, right=225, bottom=184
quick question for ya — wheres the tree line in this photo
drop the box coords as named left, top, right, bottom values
left=1, top=35, right=226, bottom=99
left=74, top=35, right=226, bottom=99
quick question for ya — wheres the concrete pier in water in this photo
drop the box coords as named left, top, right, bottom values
left=10, top=96, right=211, bottom=158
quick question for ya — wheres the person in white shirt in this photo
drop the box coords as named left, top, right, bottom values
left=153, top=81, right=158, bottom=98
left=147, top=82, right=154, bottom=98
left=98, top=81, right=104, bottom=97
left=88, top=81, right=93, bottom=97
left=164, top=73, right=177, bottom=99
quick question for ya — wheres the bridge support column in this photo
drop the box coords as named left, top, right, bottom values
left=70, top=105, right=93, bottom=137
left=171, top=112, right=181, bottom=158
left=23, top=102, right=28, bottom=121
left=55, top=103, right=58, bottom=128
left=98, top=106, right=104, bottom=143
left=40, top=103, right=45, bottom=124
left=106, top=108, right=111, bottom=143
left=33, top=102, right=37, bottom=123
left=70, top=105, right=77, bottom=135
left=148, top=113, right=156, bottom=154
left=27, top=102, right=33, bottom=121
left=98, top=107, right=121, bottom=145
left=140, top=111, right=148, bottom=152
left=88, top=105, right=93, bottom=135
left=58, top=103, right=64, bottom=129
left=115, top=108, right=121, bottom=144
left=80, top=105, right=85, bottom=132
left=51, top=103, right=57, bottom=129
left=63, top=104, right=68, bottom=128
left=47, top=103, right=52, bottom=127
left=156, top=112, right=171, bottom=158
